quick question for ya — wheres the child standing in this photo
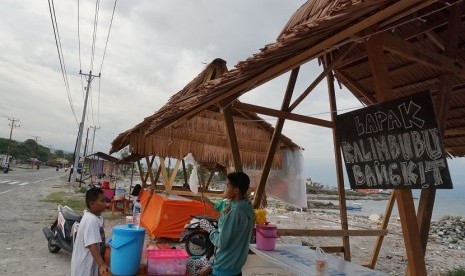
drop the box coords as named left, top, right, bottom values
left=71, top=187, right=108, bottom=276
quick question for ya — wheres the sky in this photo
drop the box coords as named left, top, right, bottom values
left=1, top=0, right=465, bottom=189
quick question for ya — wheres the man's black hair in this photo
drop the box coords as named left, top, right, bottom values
left=227, top=172, right=250, bottom=195
left=86, top=187, right=104, bottom=208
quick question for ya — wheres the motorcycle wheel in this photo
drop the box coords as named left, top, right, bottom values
left=185, top=232, right=210, bottom=257
left=48, top=238, right=61, bottom=253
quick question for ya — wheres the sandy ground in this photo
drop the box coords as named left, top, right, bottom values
left=0, top=176, right=463, bottom=276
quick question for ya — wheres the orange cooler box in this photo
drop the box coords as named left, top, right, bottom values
left=146, top=249, right=189, bottom=275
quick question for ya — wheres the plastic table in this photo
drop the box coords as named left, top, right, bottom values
left=249, top=244, right=388, bottom=276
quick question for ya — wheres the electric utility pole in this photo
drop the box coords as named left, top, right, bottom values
left=32, top=136, right=40, bottom=168
left=72, top=70, right=100, bottom=183
left=5, top=118, right=20, bottom=166
left=90, top=125, right=100, bottom=154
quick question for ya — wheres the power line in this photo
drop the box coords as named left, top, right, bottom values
left=90, top=0, right=101, bottom=72
left=47, top=0, right=79, bottom=126
left=99, top=0, right=118, bottom=74
left=77, top=0, right=86, bottom=102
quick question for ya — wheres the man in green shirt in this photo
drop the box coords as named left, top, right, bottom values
left=198, top=172, right=255, bottom=276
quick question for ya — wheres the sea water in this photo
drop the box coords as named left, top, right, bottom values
left=312, top=185, right=465, bottom=220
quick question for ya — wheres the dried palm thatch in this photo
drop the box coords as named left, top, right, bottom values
left=139, top=0, right=465, bottom=158
left=110, top=58, right=299, bottom=169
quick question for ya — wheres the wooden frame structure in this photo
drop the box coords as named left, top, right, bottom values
left=110, top=58, right=301, bottom=198
left=110, top=1, right=465, bottom=274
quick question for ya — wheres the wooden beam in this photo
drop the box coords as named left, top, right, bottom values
left=445, top=126, right=465, bottom=136
left=145, top=156, right=156, bottom=187
left=366, top=33, right=426, bottom=275
left=334, top=70, right=377, bottom=104
left=205, top=171, right=214, bottom=190
left=336, top=12, right=461, bottom=70
left=253, top=67, right=299, bottom=208
left=326, top=54, right=351, bottom=261
left=382, top=32, right=465, bottom=78
left=288, top=43, right=357, bottom=112
left=169, top=0, right=429, bottom=131
left=425, top=31, right=445, bottom=51
left=367, top=192, right=396, bottom=269
left=232, top=101, right=334, bottom=128
left=278, top=229, right=388, bottom=237
left=221, top=106, right=243, bottom=172
left=166, top=159, right=181, bottom=195
left=417, top=1, right=464, bottom=256
left=159, top=157, right=169, bottom=192
left=137, top=160, right=146, bottom=188
left=182, top=159, right=188, bottom=187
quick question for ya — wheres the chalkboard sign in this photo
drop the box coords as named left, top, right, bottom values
left=335, top=91, right=453, bottom=189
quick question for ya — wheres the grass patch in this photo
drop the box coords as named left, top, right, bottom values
left=41, top=191, right=87, bottom=212
left=445, top=268, right=465, bottom=276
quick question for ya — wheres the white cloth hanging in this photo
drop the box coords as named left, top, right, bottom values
left=183, top=153, right=199, bottom=195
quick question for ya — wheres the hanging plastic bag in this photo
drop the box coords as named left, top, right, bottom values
left=315, top=247, right=327, bottom=276
left=183, top=153, right=199, bottom=195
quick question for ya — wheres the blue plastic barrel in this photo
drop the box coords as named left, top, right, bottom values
left=109, top=225, right=146, bottom=276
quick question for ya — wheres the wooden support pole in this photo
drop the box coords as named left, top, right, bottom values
left=145, top=156, right=156, bottom=187
left=366, top=192, right=396, bottom=268
left=221, top=106, right=243, bottom=172
left=182, top=159, right=188, bottom=187
left=159, top=157, right=169, bottom=195
left=137, top=160, right=146, bottom=188
left=417, top=1, right=463, bottom=254
left=325, top=54, right=351, bottom=261
left=166, top=159, right=181, bottom=195
left=253, top=67, right=299, bottom=208
left=150, top=164, right=162, bottom=196
left=205, top=171, right=214, bottom=190
left=366, top=34, right=426, bottom=275
left=289, top=43, right=356, bottom=112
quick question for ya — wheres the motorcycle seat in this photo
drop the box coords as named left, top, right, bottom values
left=192, top=215, right=218, bottom=223
left=62, top=207, right=82, bottom=221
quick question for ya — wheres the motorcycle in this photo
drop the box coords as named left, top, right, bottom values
left=180, top=215, right=218, bottom=259
left=43, top=205, right=81, bottom=253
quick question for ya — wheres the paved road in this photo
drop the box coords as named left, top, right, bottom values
left=0, top=168, right=71, bottom=276
left=0, top=167, right=66, bottom=194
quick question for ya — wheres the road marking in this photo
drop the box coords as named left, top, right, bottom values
left=0, top=188, right=18, bottom=195
left=18, top=182, right=30, bottom=186
left=8, top=181, right=20, bottom=185
left=0, top=180, right=10, bottom=183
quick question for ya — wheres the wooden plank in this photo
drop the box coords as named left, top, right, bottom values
left=326, top=54, right=351, bottom=261
left=253, top=67, right=299, bottom=208
left=381, top=33, right=465, bottom=78
left=278, top=229, right=388, bottom=237
left=288, top=43, right=357, bottom=111
left=232, top=101, right=334, bottom=128
left=169, top=0, right=429, bottom=130
left=221, top=106, right=243, bottom=172
left=367, top=192, right=396, bottom=269
left=445, top=126, right=465, bottom=136
left=417, top=2, right=464, bottom=256
left=309, top=246, right=345, bottom=254
left=366, top=33, right=426, bottom=276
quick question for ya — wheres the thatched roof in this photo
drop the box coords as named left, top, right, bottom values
left=139, top=0, right=465, bottom=157
left=110, top=58, right=300, bottom=169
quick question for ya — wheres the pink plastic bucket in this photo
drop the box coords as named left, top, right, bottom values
left=256, top=224, right=279, bottom=251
